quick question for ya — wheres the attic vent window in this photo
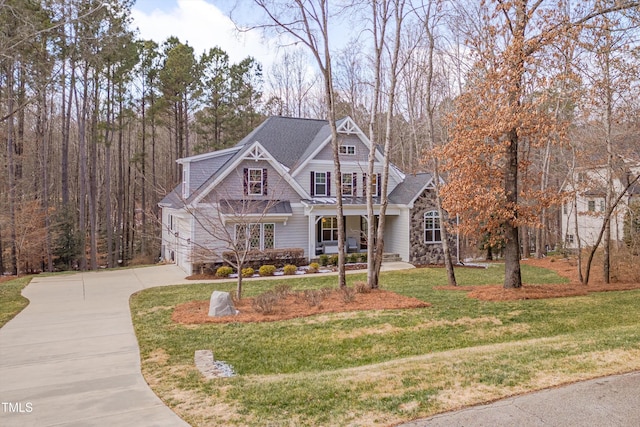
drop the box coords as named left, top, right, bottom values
left=339, top=145, right=356, bottom=155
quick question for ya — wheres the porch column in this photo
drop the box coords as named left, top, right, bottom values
left=308, top=214, right=316, bottom=260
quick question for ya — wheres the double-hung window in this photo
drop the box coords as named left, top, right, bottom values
left=248, top=168, right=264, bottom=195
left=315, top=172, right=327, bottom=196
left=342, top=172, right=354, bottom=196
left=424, top=211, right=442, bottom=243
left=370, top=173, right=378, bottom=197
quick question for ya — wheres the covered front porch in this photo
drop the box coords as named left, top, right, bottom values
left=302, top=199, right=403, bottom=259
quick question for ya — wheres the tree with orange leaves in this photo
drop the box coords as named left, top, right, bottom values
left=440, top=0, right=639, bottom=289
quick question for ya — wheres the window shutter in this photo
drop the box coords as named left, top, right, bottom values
left=327, top=172, right=331, bottom=196
left=377, top=173, right=382, bottom=197
left=310, top=171, right=315, bottom=196
left=263, top=168, right=268, bottom=196
left=362, top=173, right=367, bottom=197
left=352, top=173, right=357, bottom=197
left=243, top=168, right=248, bottom=195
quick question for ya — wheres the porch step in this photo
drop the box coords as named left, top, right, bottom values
left=382, top=253, right=401, bottom=262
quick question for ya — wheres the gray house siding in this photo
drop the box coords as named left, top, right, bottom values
left=296, top=161, right=402, bottom=198
left=384, top=210, right=410, bottom=261
left=188, top=204, right=309, bottom=264
left=275, top=206, right=309, bottom=254
left=202, top=159, right=301, bottom=203
left=313, top=134, right=371, bottom=163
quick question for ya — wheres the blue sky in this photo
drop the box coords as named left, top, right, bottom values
left=131, top=0, right=281, bottom=69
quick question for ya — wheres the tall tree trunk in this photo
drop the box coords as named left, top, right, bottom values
left=504, top=128, right=522, bottom=288
left=104, top=66, right=114, bottom=268
left=423, top=1, right=456, bottom=286
left=116, top=87, right=124, bottom=266
left=37, top=85, right=53, bottom=272
left=88, top=78, right=99, bottom=270
left=141, top=80, right=147, bottom=257
left=61, top=57, right=74, bottom=207
left=5, top=63, right=19, bottom=275
left=603, top=53, right=613, bottom=284
left=15, top=62, right=25, bottom=181
left=502, top=3, right=527, bottom=290
left=366, top=0, right=384, bottom=289
left=75, top=65, right=89, bottom=271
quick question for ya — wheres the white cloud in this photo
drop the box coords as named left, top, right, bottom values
left=131, top=0, right=277, bottom=70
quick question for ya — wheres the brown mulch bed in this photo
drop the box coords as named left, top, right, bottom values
left=172, top=289, right=430, bottom=324
left=435, top=257, right=640, bottom=301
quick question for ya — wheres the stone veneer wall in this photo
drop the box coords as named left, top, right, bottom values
left=409, top=189, right=457, bottom=265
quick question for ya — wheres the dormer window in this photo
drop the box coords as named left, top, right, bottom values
left=339, top=145, right=356, bottom=155
left=248, top=168, right=263, bottom=195
left=244, top=167, right=268, bottom=196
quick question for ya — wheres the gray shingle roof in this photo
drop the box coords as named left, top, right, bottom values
left=158, top=185, right=182, bottom=209
left=189, top=151, right=237, bottom=193
left=235, top=116, right=329, bottom=169
left=388, top=173, right=433, bottom=204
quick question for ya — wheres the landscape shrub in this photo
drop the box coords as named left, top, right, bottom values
left=216, top=266, right=233, bottom=278
left=307, top=262, right=320, bottom=273
left=241, top=267, right=255, bottom=278
left=329, top=254, right=339, bottom=266
left=303, top=289, right=324, bottom=307
left=340, top=287, right=356, bottom=303
left=273, top=283, right=292, bottom=297
left=348, top=253, right=359, bottom=263
left=354, top=281, right=371, bottom=294
left=319, top=254, right=329, bottom=266
left=259, top=265, right=276, bottom=276
left=359, top=253, right=367, bottom=263
left=283, top=264, right=298, bottom=275
left=320, top=287, right=334, bottom=297
left=223, top=248, right=306, bottom=269
left=252, top=291, right=280, bottom=314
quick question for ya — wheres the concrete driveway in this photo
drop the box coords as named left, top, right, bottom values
left=0, top=265, right=194, bottom=427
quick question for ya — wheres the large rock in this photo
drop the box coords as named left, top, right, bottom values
left=208, top=291, right=239, bottom=317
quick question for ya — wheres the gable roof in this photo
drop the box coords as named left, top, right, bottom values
left=235, top=116, right=328, bottom=169
left=388, top=173, right=434, bottom=205
left=191, top=140, right=309, bottom=205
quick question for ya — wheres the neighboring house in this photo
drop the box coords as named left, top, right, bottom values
left=561, top=158, right=640, bottom=250
left=159, top=116, right=454, bottom=275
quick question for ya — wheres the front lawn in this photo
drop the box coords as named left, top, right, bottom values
left=130, top=264, right=640, bottom=426
left=0, top=277, right=31, bottom=328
